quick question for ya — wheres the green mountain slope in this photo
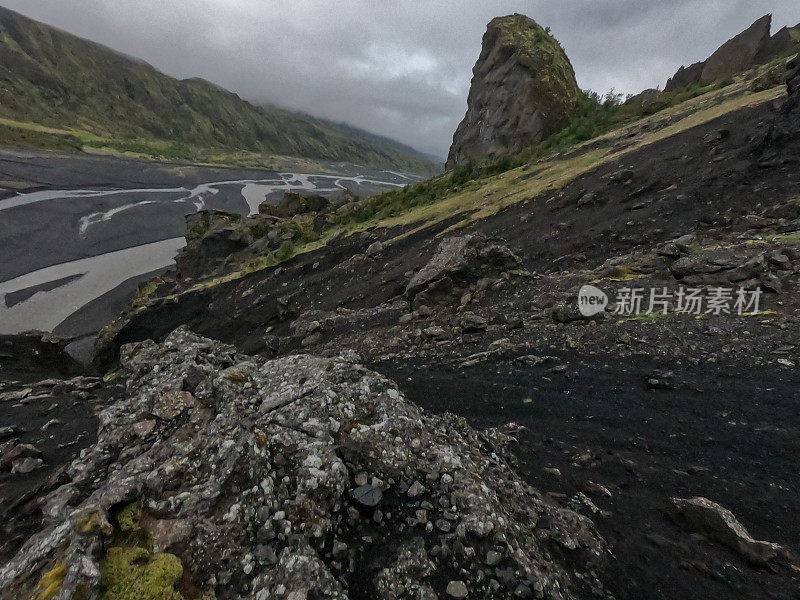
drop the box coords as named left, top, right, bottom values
left=0, top=6, right=438, bottom=173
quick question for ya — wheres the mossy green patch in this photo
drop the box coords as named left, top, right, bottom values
left=131, top=277, right=165, bottom=309
left=33, top=561, right=66, bottom=600
left=98, top=502, right=214, bottom=600
left=116, top=502, right=141, bottom=533
left=773, top=231, right=800, bottom=244
left=99, top=547, right=183, bottom=600
left=603, top=265, right=646, bottom=282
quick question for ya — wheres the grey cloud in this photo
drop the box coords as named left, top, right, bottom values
left=4, top=0, right=798, bottom=158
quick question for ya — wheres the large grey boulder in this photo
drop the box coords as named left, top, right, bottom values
left=259, top=191, right=330, bottom=219
left=0, top=327, right=603, bottom=600
left=670, top=248, right=767, bottom=286
left=446, top=14, right=581, bottom=169
left=406, top=234, right=522, bottom=306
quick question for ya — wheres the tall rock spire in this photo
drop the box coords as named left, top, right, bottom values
left=446, top=14, right=581, bottom=170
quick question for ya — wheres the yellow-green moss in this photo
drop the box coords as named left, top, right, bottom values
left=604, top=265, right=645, bottom=282
left=33, top=561, right=66, bottom=600
left=99, top=546, right=183, bottom=600
left=76, top=512, right=107, bottom=535
left=117, top=502, right=141, bottom=533
left=131, top=277, right=165, bottom=308
left=98, top=502, right=215, bottom=600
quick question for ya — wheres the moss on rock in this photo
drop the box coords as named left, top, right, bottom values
left=497, top=14, right=581, bottom=121
left=97, top=502, right=214, bottom=600
left=99, top=547, right=183, bottom=600
left=33, top=561, right=66, bottom=600
left=447, top=14, right=583, bottom=169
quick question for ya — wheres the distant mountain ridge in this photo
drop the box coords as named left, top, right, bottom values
left=665, top=14, right=800, bottom=92
left=0, top=5, right=439, bottom=173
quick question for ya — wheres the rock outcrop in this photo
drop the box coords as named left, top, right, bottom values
left=0, top=327, right=604, bottom=600
left=787, top=55, right=800, bottom=112
left=406, top=234, right=523, bottom=308
left=175, top=196, right=333, bottom=279
left=669, top=497, right=794, bottom=567
left=665, top=15, right=800, bottom=92
left=259, top=191, right=330, bottom=219
left=699, top=14, right=772, bottom=84
left=446, top=14, right=581, bottom=169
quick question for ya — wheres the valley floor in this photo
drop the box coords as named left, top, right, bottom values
left=0, top=148, right=417, bottom=356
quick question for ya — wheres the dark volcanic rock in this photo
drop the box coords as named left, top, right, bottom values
left=664, top=61, right=706, bottom=93
left=787, top=55, right=800, bottom=112
left=259, top=191, right=330, bottom=218
left=0, top=333, right=82, bottom=382
left=700, top=14, right=772, bottom=83
left=177, top=210, right=250, bottom=278
left=756, top=22, right=800, bottom=63
left=446, top=14, right=581, bottom=169
left=670, top=248, right=767, bottom=286
left=0, top=327, right=603, bottom=600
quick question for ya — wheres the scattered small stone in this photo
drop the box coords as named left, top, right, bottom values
left=435, top=519, right=451, bottom=532
left=646, top=370, right=676, bottom=390
left=0, top=388, right=32, bottom=402
left=331, top=541, right=348, bottom=559
left=582, top=481, right=612, bottom=498
left=11, top=456, right=44, bottom=474
left=407, top=480, right=425, bottom=497
left=41, top=419, right=61, bottom=431
left=459, top=311, right=488, bottom=332
left=486, top=550, right=502, bottom=566
left=446, top=580, right=468, bottom=598
left=423, top=326, right=447, bottom=340
left=669, top=496, right=791, bottom=566
left=352, top=484, right=383, bottom=507
left=365, top=241, right=385, bottom=258
left=0, top=425, right=23, bottom=440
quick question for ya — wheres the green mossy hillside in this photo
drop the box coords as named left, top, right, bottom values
left=0, top=6, right=438, bottom=174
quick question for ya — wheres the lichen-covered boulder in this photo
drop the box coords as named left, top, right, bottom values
left=0, top=327, right=604, bottom=600
left=446, top=14, right=581, bottom=169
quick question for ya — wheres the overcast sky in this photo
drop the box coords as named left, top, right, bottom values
left=4, top=1, right=798, bottom=158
